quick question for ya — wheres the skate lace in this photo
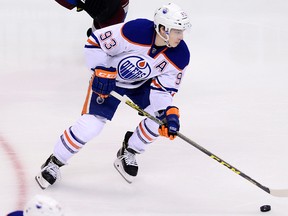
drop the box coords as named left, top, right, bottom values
left=42, top=162, right=61, bottom=179
left=119, top=149, right=138, bottom=166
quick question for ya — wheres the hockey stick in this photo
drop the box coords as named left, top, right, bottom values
left=110, top=90, right=288, bottom=197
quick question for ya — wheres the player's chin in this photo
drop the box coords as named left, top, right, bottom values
left=170, top=42, right=180, bottom=48
left=169, top=43, right=178, bottom=48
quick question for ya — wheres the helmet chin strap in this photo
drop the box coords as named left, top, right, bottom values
left=156, top=28, right=171, bottom=47
left=164, top=33, right=171, bottom=47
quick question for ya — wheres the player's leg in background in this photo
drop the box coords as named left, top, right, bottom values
left=93, top=0, right=129, bottom=30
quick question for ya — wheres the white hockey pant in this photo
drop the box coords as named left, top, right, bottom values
left=53, top=112, right=160, bottom=163
left=53, top=114, right=106, bottom=164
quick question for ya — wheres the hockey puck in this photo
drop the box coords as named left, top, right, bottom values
left=260, top=205, right=271, bottom=212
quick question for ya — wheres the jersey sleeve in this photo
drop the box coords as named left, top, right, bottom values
left=149, top=66, right=188, bottom=112
left=84, top=19, right=154, bottom=71
left=84, top=22, right=133, bottom=70
left=149, top=42, right=190, bottom=112
left=84, top=33, right=109, bottom=71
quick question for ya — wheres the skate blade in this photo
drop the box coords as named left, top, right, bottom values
left=113, top=159, right=135, bottom=184
left=35, top=173, right=51, bottom=190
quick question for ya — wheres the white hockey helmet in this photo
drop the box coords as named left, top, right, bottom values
left=24, top=195, right=64, bottom=216
left=154, top=3, right=191, bottom=37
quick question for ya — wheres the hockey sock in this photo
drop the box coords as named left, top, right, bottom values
left=128, top=118, right=159, bottom=153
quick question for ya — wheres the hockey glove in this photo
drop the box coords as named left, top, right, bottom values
left=158, top=106, right=180, bottom=140
left=92, top=66, right=117, bottom=98
left=76, top=0, right=100, bottom=19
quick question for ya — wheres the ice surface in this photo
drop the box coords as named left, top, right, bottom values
left=1, top=0, right=288, bottom=215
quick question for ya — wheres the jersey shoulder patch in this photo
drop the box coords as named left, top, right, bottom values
left=164, top=41, right=190, bottom=70
left=121, top=19, right=155, bottom=46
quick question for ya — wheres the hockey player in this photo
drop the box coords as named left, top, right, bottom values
left=55, top=0, right=129, bottom=35
left=7, top=195, right=64, bottom=216
left=36, top=2, right=191, bottom=188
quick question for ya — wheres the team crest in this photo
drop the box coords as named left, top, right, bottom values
left=118, top=56, right=151, bottom=80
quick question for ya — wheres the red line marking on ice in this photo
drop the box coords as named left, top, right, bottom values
left=0, top=135, right=28, bottom=210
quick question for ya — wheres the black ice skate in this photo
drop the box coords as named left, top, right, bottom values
left=114, top=131, right=138, bottom=183
left=35, top=154, right=64, bottom=190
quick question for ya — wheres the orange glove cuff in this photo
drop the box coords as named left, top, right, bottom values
left=166, top=107, right=180, bottom=118
left=94, top=68, right=117, bottom=79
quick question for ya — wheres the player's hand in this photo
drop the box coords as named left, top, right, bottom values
left=158, top=106, right=180, bottom=140
left=92, top=66, right=117, bottom=98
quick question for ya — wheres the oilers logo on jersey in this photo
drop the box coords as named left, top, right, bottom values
left=118, top=56, right=151, bottom=81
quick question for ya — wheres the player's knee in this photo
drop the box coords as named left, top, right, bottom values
left=71, top=114, right=106, bottom=142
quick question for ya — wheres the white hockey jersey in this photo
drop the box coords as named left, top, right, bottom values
left=84, top=18, right=190, bottom=111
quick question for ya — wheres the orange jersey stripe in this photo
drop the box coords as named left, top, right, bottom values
left=81, top=76, right=93, bottom=115
left=148, top=47, right=168, bottom=59
left=64, top=130, right=80, bottom=150
left=87, top=38, right=100, bottom=47
left=139, top=122, right=153, bottom=142
left=151, top=79, right=162, bottom=89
